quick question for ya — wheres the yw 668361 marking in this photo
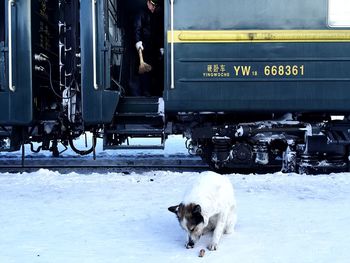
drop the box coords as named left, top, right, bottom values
left=264, top=65, right=305, bottom=76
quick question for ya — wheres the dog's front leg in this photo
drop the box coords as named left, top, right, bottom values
left=208, top=213, right=227, bottom=251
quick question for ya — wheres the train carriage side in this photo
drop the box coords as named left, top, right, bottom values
left=0, top=0, right=33, bottom=126
left=0, top=0, right=122, bottom=154
left=164, top=0, right=350, bottom=114
left=163, top=0, right=350, bottom=173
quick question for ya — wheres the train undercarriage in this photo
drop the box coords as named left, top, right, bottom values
left=2, top=101, right=350, bottom=174
left=180, top=113, right=350, bottom=174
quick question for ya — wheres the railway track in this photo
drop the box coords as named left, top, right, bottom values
left=0, top=154, right=209, bottom=173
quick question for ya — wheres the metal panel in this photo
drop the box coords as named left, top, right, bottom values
left=164, top=0, right=350, bottom=114
left=168, top=42, right=350, bottom=112
left=0, top=0, right=32, bottom=125
left=80, top=0, right=120, bottom=125
left=173, top=0, right=327, bottom=30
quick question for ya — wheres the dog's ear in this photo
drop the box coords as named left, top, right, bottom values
left=168, top=205, right=179, bottom=214
left=193, top=204, right=201, bottom=214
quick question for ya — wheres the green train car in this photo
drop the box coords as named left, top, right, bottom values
left=1, top=0, right=350, bottom=173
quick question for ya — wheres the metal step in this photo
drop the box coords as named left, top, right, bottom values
left=114, top=129, right=164, bottom=136
left=104, top=124, right=165, bottom=150
left=116, top=96, right=164, bottom=116
left=104, top=132, right=166, bottom=150
left=105, top=97, right=166, bottom=150
left=104, top=143, right=165, bottom=150
left=114, top=115, right=164, bottom=126
left=106, top=124, right=164, bottom=135
left=114, top=97, right=164, bottom=125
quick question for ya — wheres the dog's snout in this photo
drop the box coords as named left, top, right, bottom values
left=186, top=236, right=196, bottom=249
left=186, top=240, right=195, bottom=249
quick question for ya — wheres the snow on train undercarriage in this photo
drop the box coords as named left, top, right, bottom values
left=181, top=114, right=350, bottom=174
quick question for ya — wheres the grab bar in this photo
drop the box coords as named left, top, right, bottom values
left=8, top=0, right=15, bottom=92
left=170, top=0, right=175, bottom=89
left=92, top=0, right=99, bottom=90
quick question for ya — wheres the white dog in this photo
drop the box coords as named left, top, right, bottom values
left=168, top=172, right=237, bottom=251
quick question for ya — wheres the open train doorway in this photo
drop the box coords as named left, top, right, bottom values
left=120, top=0, right=164, bottom=97
left=80, top=0, right=165, bottom=124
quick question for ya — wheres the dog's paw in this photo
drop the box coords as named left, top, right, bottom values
left=207, top=242, right=218, bottom=251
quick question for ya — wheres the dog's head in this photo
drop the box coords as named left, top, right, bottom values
left=168, top=203, right=205, bottom=248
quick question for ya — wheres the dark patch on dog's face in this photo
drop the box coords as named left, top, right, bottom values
left=168, top=203, right=204, bottom=231
left=183, top=204, right=204, bottom=230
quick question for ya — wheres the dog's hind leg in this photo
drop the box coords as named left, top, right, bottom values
left=224, top=205, right=237, bottom=234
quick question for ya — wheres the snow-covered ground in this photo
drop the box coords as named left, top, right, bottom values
left=1, top=136, right=350, bottom=263
left=0, top=170, right=350, bottom=263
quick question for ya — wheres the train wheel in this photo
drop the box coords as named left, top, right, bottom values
left=200, top=144, right=235, bottom=174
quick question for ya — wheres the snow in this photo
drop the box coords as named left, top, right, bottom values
left=0, top=169, right=350, bottom=263
left=1, top=136, right=350, bottom=262
left=329, top=0, right=350, bottom=27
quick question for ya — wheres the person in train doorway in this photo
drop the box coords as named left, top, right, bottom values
left=132, top=0, right=164, bottom=97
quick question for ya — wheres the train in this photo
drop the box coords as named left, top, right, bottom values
left=1, top=0, right=350, bottom=174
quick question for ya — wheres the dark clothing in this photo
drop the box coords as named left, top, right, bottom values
left=134, top=5, right=159, bottom=63
left=134, top=7, right=153, bottom=46
left=131, top=4, right=163, bottom=96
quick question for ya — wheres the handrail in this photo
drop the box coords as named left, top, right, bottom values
left=170, top=0, right=175, bottom=89
left=8, top=0, right=15, bottom=92
left=92, top=0, right=99, bottom=90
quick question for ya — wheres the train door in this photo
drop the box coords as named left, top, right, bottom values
left=80, top=0, right=121, bottom=125
left=100, top=1, right=166, bottom=150
left=0, top=0, right=33, bottom=125
left=80, top=0, right=165, bottom=115
left=106, top=0, right=165, bottom=98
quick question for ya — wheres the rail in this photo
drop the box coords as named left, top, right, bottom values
left=0, top=155, right=208, bottom=172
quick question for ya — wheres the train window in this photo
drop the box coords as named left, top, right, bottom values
left=328, top=0, right=350, bottom=27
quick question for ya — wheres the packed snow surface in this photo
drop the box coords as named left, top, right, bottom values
left=0, top=170, right=350, bottom=263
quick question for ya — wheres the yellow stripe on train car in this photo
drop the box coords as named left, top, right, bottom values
left=167, top=30, right=350, bottom=43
